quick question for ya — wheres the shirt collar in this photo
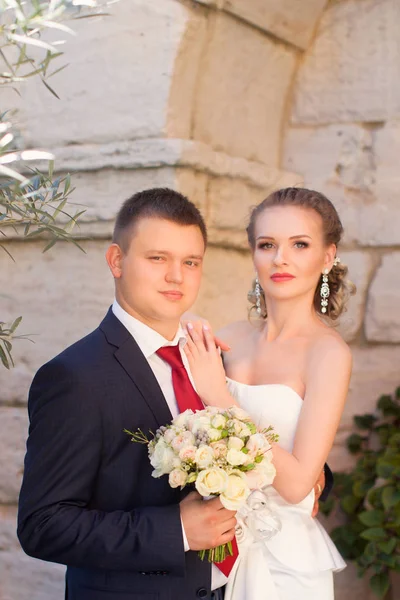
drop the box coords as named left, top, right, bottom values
left=112, top=300, right=186, bottom=358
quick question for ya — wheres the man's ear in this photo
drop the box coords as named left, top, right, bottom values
left=106, top=243, right=123, bottom=279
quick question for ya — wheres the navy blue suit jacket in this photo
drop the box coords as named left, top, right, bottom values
left=18, top=309, right=211, bottom=600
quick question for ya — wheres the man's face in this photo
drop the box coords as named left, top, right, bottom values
left=106, top=217, right=205, bottom=337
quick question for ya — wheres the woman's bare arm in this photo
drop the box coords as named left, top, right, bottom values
left=269, top=336, right=352, bottom=504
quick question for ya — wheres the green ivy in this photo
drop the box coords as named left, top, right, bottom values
left=321, top=387, right=400, bottom=598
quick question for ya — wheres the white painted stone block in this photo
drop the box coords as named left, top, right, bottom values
left=291, top=0, right=400, bottom=124
left=193, top=12, right=297, bottom=165
left=341, top=345, right=400, bottom=429
left=0, top=506, right=65, bottom=600
left=0, top=241, right=114, bottom=404
left=365, top=253, right=400, bottom=342
left=15, top=0, right=192, bottom=147
left=0, top=408, right=28, bottom=503
left=224, top=0, right=328, bottom=49
left=337, top=251, right=373, bottom=342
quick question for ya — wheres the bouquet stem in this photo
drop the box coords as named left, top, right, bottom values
left=198, top=541, right=233, bottom=563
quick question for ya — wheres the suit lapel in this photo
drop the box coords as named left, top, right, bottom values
left=100, top=308, right=173, bottom=427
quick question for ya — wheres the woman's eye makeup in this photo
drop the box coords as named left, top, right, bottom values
left=257, top=240, right=310, bottom=249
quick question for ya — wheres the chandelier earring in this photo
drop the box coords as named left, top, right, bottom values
left=320, top=268, right=330, bottom=314
left=255, top=276, right=262, bottom=315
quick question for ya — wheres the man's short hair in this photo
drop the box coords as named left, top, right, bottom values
left=113, top=187, right=207, bottom=251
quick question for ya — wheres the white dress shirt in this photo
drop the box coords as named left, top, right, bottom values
left=112, top=301, right=227, bottom=590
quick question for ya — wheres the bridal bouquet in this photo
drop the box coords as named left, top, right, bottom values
left=125, top=405, right=278, bottom=563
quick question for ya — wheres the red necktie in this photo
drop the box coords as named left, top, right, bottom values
left=156, top=345, right=239, bottom=577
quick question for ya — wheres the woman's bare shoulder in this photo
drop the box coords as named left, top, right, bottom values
left=216, top=320, right=255, bottom=347
left=308, top=327, right=352, bottom=368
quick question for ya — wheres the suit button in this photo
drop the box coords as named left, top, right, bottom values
left=197, top=588, right=208, bottom=598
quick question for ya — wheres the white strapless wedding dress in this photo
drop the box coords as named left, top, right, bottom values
left=224, top=378, right=346, bottom=600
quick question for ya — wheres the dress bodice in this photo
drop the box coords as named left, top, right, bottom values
left=225, top=377, right=346, bottom=576
left=226, top=378, right=303, bottom=453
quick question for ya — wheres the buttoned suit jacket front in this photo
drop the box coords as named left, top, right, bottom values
left=17, top=308, right=212, bottom=600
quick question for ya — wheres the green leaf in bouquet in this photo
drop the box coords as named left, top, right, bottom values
left=241, top=463, right=255, bottom=472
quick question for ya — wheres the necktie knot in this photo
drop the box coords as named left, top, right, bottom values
left=156, top=345, right=184, bottom=369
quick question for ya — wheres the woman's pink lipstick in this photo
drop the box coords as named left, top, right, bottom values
left=270, top=273, right=295, bottom=282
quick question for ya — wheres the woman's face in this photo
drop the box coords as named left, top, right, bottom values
left=252, top=205, right=336, bottom=306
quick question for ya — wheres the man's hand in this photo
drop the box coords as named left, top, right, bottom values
left=312, top=469, right=325, bottom=517
left=180, top=492, right=236, bottom=551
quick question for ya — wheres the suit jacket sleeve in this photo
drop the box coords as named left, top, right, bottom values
left=17, top=358, right=186, bottom=574
left=320, top=463, right=334, bottom=502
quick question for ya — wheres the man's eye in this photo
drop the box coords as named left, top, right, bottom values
left=185, top=261, right=199, bottom=267
left=149, top=256, right=163, bottom=261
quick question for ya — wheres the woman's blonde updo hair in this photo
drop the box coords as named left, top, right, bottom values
left=247, top=187, right=356, bottom=321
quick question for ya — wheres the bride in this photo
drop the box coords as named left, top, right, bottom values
left=183, top=187, right=355, bottom=599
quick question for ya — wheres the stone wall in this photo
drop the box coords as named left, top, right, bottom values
left=1, top=1, right=399, bottom=598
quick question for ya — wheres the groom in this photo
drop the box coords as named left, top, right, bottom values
left=18, top=188, right=331, bottom=600
left=18, top=188, right=236, bottom=600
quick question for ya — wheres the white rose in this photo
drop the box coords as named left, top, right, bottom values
left=211, top=414, right=227, bottom=429
left=171, top=431, right=196, bottom=452
left=227, top=419, right=243, bottom=437
left=246, top=433, right=271, bottom=456
left=258, top=459, right=276, bottom=486
left=172, top=410, right=194, bottom=429
left=195, top=445, right=215, bottom=468
left=168, top=468, right=188, bottom=489
left=227, top=448, right=247, bottom=466
left=150, top=440, right=177, bottom=476
left=228, top=436, right=244, bottom=451
left=195, top=467, right=228, bottom=496
left=229, top=406, right=251, bottom=421
left=238, top=423, right=252, bottom=439
left=179, top=445, right=197, bottom=462
left=207, top=406, right=225, bottom=414
left=220, top=471, right=250, bottom=510
left=163, top=428, right=177, bottom=444
left=210, top=440, right=228, bottom=459
left=191, top=416, right=212, bottom=436
left=208, top=428, right=222, bottom=442
left=245, top=461, right=275, bottom=489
